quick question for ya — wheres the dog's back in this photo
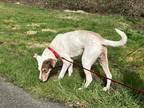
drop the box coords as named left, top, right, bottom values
left=50, top=30, right=103, bottom=57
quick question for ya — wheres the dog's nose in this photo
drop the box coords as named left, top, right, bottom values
left=39, top=78, right=45, bottom=82
left=39, top=77, right=47, bottom=82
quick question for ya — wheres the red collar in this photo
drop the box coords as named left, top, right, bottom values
left=48, top=47, right=60, bottom=59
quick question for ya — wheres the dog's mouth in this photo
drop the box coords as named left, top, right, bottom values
left=39, top=68, right=52, bottom=82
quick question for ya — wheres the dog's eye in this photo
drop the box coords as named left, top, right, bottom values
left=42, top=68, right=48, bottom=73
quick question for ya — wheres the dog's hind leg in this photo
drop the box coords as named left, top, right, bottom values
left=82, top=45, right=102, bottom=88
left=99, top=47, right=112, bottom=91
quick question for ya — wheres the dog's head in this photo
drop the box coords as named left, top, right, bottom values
left=34, top=53, right=55, bottom=82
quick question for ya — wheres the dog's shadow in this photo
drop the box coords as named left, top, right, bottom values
left=49, top=56, right=106, bottom=86
left=111, top=60, right=144, bottom=107
left=48, top=56, right=144, bottom=107
left=122, top=65, right=144, bottom=106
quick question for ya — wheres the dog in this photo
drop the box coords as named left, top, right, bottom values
left=34, top=29, right=127, bottom=91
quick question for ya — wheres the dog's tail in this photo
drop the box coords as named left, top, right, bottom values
left=102, top=29, right=127, bottom=47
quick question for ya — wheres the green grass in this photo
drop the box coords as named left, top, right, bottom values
left=0, top=2, right=144, bottom=107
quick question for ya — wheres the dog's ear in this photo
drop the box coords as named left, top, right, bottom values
left=33, top=53, right=41, bottom=62
left=46, top=59, right=55, bottom=68
left=42, top=59, right=55, bottom=69
left=49, top=59, right=56, bottom=68
left=33, top=53, right=38, bottom=58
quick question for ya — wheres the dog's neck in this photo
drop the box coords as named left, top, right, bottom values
left=41, top=48, right=56, bottom=60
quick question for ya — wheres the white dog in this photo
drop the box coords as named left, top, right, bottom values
left=34, top=29, right=127, bottom=91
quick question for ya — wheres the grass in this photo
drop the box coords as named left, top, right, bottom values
left=0, top=2, right=144, bottom=107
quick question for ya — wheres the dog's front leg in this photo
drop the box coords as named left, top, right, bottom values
left=68, top=62, right=73, bottom=77
left=58, top=61, right=71, bottom=79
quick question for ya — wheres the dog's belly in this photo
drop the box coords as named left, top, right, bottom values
left=69, top=47, right=83, bottom=57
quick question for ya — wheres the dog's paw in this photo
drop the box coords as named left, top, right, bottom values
left=68, top=72, right=71, bottom=77
left=58, top=76, right=63, bottom=80
left=103, top=87, right=109, bottom=92
left=68, top=70, right=73, bottom=77
left=68, top=73, right=72, bottom=77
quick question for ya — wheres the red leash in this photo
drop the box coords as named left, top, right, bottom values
left=48, top=47, right=144, bottom=93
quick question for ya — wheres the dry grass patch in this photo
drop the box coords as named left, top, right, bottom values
left=0, top=5, right=15, bottom=12
left=41, top=28, right=57, bottom=33
left=59, top=15, right=80, bottom=21
left=26, top=30, right=37, bottom=35
left=126, top=47, right=144, bottom=62
left=27, top=23, right=41, bottom=27
left=64, top=9, right=88, bottom=14
left=0, top=40, right=20, bottom=47
left=118, top=22, right=130, bottom=29
left=27, top=42, right=49, bottom=48
left=3, top=19, right=16, bottom=23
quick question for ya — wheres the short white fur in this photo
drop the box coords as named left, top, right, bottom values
left=34, top=28, right=127, bottom=91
